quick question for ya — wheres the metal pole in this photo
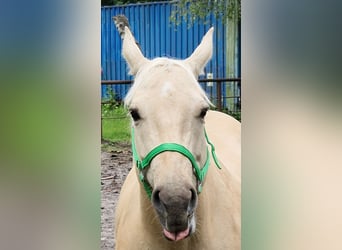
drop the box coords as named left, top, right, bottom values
left=217, top=80, right=222, bottom=111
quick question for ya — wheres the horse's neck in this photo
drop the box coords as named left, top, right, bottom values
left=198, top=162, right=241, bottom=238
left=137, top=173, right=158, bottom=226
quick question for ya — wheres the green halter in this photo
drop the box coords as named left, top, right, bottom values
left=131, top=127, right=221, bottom=199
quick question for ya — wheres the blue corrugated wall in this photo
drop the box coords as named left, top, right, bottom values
left=101, top=2, right=240, bottom=101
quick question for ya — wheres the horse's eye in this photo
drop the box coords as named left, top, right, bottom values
left=130, top=109, right=141, bottom=121
left=199, top=108, right=208, bottom=119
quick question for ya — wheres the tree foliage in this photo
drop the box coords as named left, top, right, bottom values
left=101, top=0, right=241, bottom=24
left=101, top=0, right=169, bottom=6
left=170, top=0, right=241, bottom=25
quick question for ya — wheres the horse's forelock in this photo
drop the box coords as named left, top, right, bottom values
left=124, top=58, right=212, bottom=108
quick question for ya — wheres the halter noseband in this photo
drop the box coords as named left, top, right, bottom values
left=131, top=127, right=221, bottom=199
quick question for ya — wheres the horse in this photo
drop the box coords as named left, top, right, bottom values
left=114, top=27, right=241, bottom=250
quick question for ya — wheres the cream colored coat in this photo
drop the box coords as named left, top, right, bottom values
left=114, top=27, right=240, bottom=250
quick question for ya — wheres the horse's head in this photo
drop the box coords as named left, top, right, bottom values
left=122, top=27, right=214, bottom=241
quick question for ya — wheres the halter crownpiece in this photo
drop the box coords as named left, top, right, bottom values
left=131, top=127, right=221, bottom=199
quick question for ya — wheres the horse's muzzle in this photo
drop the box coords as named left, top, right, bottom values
left=152, top=187, right=197, bottom=241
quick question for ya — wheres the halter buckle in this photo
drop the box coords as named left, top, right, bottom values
left=139, top=170, right=145, bottom=181
left=197, top=181, right=203, bottom=193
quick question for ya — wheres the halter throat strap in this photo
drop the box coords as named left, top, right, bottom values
left=131, top=127, right=221, bottom=199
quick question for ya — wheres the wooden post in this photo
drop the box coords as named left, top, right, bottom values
left=225, top=0, right=238, bottom=112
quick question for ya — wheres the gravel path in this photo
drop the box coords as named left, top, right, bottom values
left=101, top=141, right=132, bottom=250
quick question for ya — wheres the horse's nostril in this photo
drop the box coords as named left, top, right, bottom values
left=152, top=190, right=164, bottom=211
left=152, top=190, right=160, bottom=203
left=189, top=188, right=198, bottom=210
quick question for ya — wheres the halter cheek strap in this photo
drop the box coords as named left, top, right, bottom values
left=131, top=127, right=221, bottom=199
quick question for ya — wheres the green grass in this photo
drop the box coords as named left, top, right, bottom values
left=101, top=105, right=131, bottom=142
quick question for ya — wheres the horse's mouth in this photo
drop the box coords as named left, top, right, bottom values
left=163, top=226, right=191, bottom=241
left=161, top=212, right=195, bottom=241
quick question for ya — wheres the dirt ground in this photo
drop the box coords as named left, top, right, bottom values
left=101, top=141, right=132, bottom=250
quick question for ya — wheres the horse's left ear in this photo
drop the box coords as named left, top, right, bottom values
left=122, top=27, right=149, bottom=75
left=185, top=27, right=214, bottom=77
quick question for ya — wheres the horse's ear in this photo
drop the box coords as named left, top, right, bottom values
left=185, top=27, right=214, bottom=77
left=122, top=27, right=149, bottom=75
